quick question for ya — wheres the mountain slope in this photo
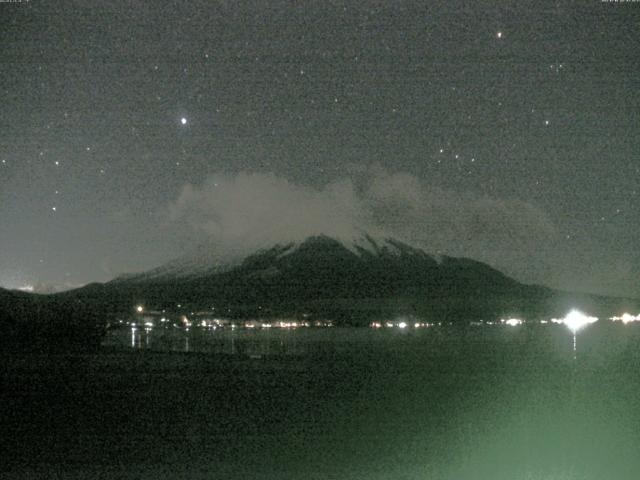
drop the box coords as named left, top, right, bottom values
left=0, top=287, right=106, bottom=352
left=86, top=235, right=543, bottom=321
left=53, top=234, right=639, bottom=325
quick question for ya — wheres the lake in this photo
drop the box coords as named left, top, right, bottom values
left=2, top=322, right=640, bottom=479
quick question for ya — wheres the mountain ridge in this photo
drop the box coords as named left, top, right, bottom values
left=114, top=234, right=496, bottom=284
left=3, top=234, right=638, bottom=337
left=95, top=234, right=559, bottom=323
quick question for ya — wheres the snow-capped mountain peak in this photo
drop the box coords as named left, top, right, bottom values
left=112, top=233, right=435, bottom=284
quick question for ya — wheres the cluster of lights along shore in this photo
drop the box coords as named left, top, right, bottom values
left=128, top=305, right=640, bottom=332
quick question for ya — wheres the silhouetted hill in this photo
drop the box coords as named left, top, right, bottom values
left=0, top=287, right=106, bottom=352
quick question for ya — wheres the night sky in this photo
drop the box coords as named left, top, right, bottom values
left=1, top=1, right=638, bottom=297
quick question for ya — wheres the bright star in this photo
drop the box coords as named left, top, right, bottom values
left=496, top=31, right=503, bottom=39
left=181, top=117, right=187, bottom=125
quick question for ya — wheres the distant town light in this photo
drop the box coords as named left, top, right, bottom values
left=611, top=313, right=640, bottom=324
left=561, top=309, right=598, bottom=333
left=398, top=322, right=407, bottom=329
left=503, top=318, right=523, bottom=327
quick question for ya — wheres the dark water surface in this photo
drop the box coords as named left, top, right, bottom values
left=2, top=323, right=640, bottom=479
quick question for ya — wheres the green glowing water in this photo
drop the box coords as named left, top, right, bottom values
left=2, top=323, right=639, bottom=479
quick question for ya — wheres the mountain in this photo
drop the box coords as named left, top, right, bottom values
left=2, top=235, right=639, bottom=344
left=0, top=287, right=106, bottom=352
left=62, top=234, right=639, bottom=325
left=116, top=240, right=249, bottom=282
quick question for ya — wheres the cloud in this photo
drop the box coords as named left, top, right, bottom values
left=166, top=168, right=560, bottom=285
left=167, top=172, right=379, bottom=252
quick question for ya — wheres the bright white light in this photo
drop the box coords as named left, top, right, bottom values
left=398, top=322, right=407, bottom=329
left=562, top=309, right=598, bottom=333
left=611, top=313, right=640, bottom=324
left=496, top=31, right=503, bottom=39
left=136, top=305, right=144, bottom=313
left=503, top=318, right=523, bottom=327
left=621, top=313, right=638, bottom=324
left=180, top=117, right=187, bottom=125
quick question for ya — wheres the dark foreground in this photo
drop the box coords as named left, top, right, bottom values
left=2, top=324, right=640, bottom=479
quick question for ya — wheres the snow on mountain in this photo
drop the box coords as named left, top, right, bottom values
left=112, top=241, right=249, bottom=283
left=263, top=233, right=436, bottom=262
left=113, top=233, right=439, bottom=283
left=112, top=233, right=502, bottom=288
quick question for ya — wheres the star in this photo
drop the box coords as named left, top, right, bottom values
left=496, top=31, right=503, bottom=39
left=181, top=117, right=188, bottom=125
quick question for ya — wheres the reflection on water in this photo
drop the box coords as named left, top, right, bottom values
left=106, top=321, right=622, bottom=362
left=7, top=322, right=640, bottom=479
left=108, top=324, right=320, bottom=357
